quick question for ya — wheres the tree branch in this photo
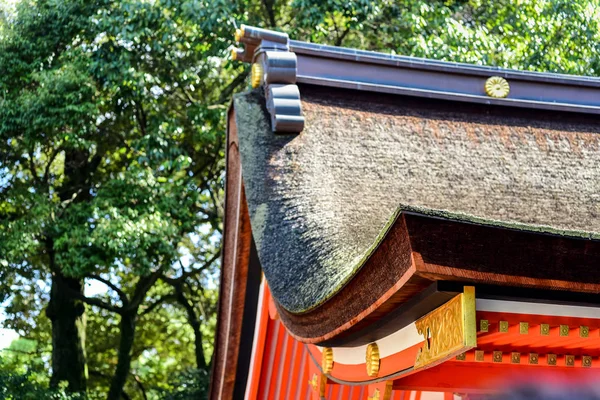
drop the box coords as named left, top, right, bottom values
left=125, top=268, right=163, bottom=312
left=42, top=146, right=63, bottom=184
left=60, top=280, right=123, bottom=314
left=262, top=0, right=277, bottom=27
left=335, top=27, right=351, bottom=47
left=174, top=287, right=207, bottom=370
left=88, top=275, right=129, bottom=305
left=139, top=293, right=177, bottom=316
left=134, top=100, right=147, bottom=136
left=27, top=149, right=40, bottom=186
left=215, top=69, right=250, bottom=105
left=161, top=251, right=219, bottom=286
left=132, top=374, right=148, bottom=400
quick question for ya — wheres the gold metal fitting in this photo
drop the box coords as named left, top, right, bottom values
left=480, top=319, right=489, bottom=332
left=369, top=389, right=380, bottom=400
left=565, top=355, right=575, bottom=367
left=485, top=76, right=510, bottom=98
left=493, top=351, right=502, bottom=363
left=547, top=354, right=557, bottom=366
left=366, top=343, right=380, bottom=377
left=251, top=62, right=264, bottom=88
left=519, top=322, right=529, bottom=334
left=511, top=352, right=520, bottom=364
left=583, top=356, right=592, bottom=368
left=321, top=347, right=334, bottom=374
left=580, top=326, right=589, bottom=338
left=234, top=26, right=245, bottom=42
left=560, top=325, right=569, bottom=337
left=308, top=373, right=318, bottom=390
left=529, top=353, right=539, bottom=365
left=499, top=321, right=509, bottom=333
left=474, top=350, right=484, bottom=362
left=540, top=324, right=550, bottom=336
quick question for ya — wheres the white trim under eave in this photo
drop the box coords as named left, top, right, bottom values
left=476, top=298, right=600, bottom=319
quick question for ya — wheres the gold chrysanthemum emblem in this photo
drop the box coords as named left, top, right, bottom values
left=366, top=342, right=380, bottom=377
left=485, top=76, right=510, bottom=98
left=321, top=347, right=334, bottom=374
left=251, top=62, right=264, bottom=88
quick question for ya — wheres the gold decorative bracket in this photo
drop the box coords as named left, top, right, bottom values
left=414, top=286, right=476, bottom=369
left=321, top=347, right=334, bottom=374
left=366, top=342, right=380, bottom=377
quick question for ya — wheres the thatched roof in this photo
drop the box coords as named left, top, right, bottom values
left=233, top=85, right=600, bottom=314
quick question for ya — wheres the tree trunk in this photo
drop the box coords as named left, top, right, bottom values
left=176, top=291, right=207, bottom=370
left=191, top=319, right=207, bottom=371
left=107, top=310, right=137, bottom=400
left=46, top=273, right=87, bottom=392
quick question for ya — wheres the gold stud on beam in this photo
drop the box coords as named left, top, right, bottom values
left=251, top=62, right=264, bottom=88
left=480, top=320, right=489, bottom=332
left=493, top=351, right=502, bottom=363
left=321, top=347, right=334, bottom=374
left=529, top=353, right=539, bottom=365
left=565, top=355, right=575, bottom=367
left=540, top=324, right=550, bottom=336
left=475, top=350, right=484, bottom=362
left=366, top=343, right=380, bottom=377
left=520, top=322, right=529, bottom=334
left=234, top=26, right=245, bottom=42
left=580, top=326, right=589, bottom=338
left=583, top=356, right=592, bottom=368
left=485, top=76, right=510, bottom=98
left=511, top=352, right=521, bottom=364
left=308, top=373, right=318, bottom=391
left=560, top=325, right=570, bottom=337
left=499, top=321, right=509, bottom=333
left=456, top=353, right=466, bottom=361
left=547, top=354, right=557, bottom=366
left=367, top=381, right=393, bottom=400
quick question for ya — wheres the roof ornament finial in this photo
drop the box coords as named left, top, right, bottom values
left=232, top=24, right=304, bottom=133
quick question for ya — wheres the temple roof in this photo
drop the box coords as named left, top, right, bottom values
left=213, top=26, right=600, bottom=399
left=234, top=85, right=600, bottom=314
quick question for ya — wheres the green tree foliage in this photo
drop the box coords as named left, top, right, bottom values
left=0, top=0, right=599, bottom=399
left=0, top=0, right=228, bottom=397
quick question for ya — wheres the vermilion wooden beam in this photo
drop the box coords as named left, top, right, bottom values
left=393, top=363, right=600, bottom=393
left=244, top=283, right=271, bottom=399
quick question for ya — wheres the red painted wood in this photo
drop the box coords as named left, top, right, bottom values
left=245, top=284, right=270, bottom=400
left=246, top=284, right=450, bottom=399
left=394, top=362, right=600, bottom=393
left=307, top=342, right=423, bottom=382
left=475, top=311, right=600, bottom=359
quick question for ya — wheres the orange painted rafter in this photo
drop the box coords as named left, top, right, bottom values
left=244, top=282, right=270, bottom=400
left=475, top=311, right=600, bottom=357
left=393, top=362, right=600, bottom=393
